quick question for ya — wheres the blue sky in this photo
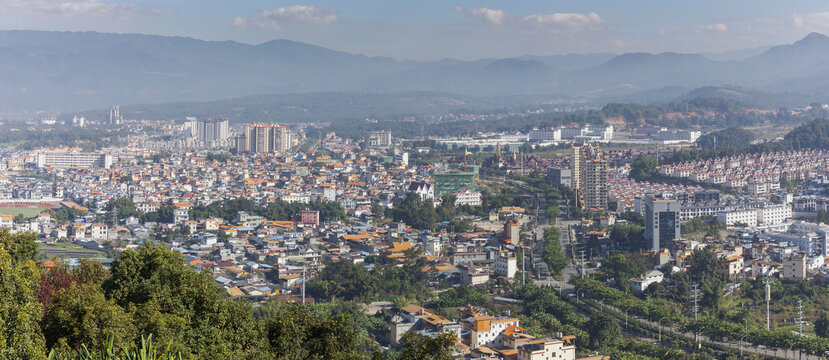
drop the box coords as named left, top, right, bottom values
left=1, top=0, right=828, bottom=60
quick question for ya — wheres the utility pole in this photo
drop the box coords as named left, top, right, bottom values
left=691, top=284, right=699, bottom=321
left=521, top=246, right=526, bottom=286
left=579, top=250, right=586, bottom=278
left=798, top=300, right=803, bottom=338
left=109, top=204, right=117, bottom=241
left=301, top=266, right=306, bottom=305
left=765, top=278, right=771, bottom=330
left=692, top=284, right=699, bottom=344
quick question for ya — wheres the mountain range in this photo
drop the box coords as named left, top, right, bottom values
left=1, top=30, right=829, bottom=115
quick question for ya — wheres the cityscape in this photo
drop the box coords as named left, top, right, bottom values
left=3, top=1, right=829, bottom=360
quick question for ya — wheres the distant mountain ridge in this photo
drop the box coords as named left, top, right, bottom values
left=0, top=30, right=828, bottom=113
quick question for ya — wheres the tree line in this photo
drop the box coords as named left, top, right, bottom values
left=0, top=230, right=455, bottom=360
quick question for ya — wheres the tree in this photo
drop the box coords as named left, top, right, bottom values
left=0, top=229, right=38, bottom=263
left=543, top=227, right=568, bottom=274
left=389, top=193, right=437, bottom=230
left=696, top=127, right=756, bottom=150
left=602, top=253, right=645, bottom=289
left=104, top=198, right=142, bottom=225
left=41, top=284, right=135, bottom=352
left=436, top=194, right=457, bottom=222
left=629, top=156, right=658, bottom=181
left=397, top=331, right=455, bottom=360
left=263, top=305, right=364, bottom=360
left=0, top=237, right=47, bottom=359
left=73, top=259, right=109, bottom=286
left=586, top=312, right=621, bottom=348
left=102, top=243, right=262, bottom=359
left=687, top=247, right=726, bottom=284
left=816, top=312, right=829, bottom=338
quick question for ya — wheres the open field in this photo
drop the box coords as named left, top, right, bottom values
left=0, top=140, right=25, bottom=147
left=39, top=242, right=106, bottom=259
left=0, top=206, right=44, bottom=218
left=745, top=123, right=798, bottom=141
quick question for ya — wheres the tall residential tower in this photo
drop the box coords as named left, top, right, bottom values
left=572, top=143, right=608, bottom=211
left=236, top=123, right=291, bottom=154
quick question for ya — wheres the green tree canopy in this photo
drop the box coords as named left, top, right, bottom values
left=0, top=232, right=46, bottom=359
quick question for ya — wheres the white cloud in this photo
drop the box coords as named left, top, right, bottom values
left=790, top=12, right=829, bottom=31
left=457, top=7, right=505, bottom=25
left=700, top=23, right=728, bottom=33
left=234, top=5, right=338, bottom=30
left=0, top=0, right=165, bottom=18
left=456, top=7, right=604, bottom=33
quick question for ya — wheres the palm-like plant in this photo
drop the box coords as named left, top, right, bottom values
left=48, top=335, right=182, bottom=360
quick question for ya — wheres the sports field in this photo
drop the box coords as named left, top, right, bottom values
left=39, top=242, right=106, bottom=259
left=0, top=206, right=43, bottom=218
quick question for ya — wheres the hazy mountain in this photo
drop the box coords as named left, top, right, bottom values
left=66, top=91, right=553, bottom=124
left=701, top=45, right=773, bottom=62
left=0, top=30, right=829, bottom=114
left=562, top=52, right=729, bottom=94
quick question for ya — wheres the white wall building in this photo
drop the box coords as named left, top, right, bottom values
left=517, top=337, right=577, bottom=360
left=718, top=208, right=759, bottom=227
left=629, top=270, right=664, bottom=292
left=494, top=251, right=518, bottom=278
left=758, top=203, right=792, bottom=226
left=453, top=188, right=482, bottom=207
left=469, top=316, right=520, bottom=349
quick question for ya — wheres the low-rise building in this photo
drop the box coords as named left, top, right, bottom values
left=629, top=270, right=663, bottom=292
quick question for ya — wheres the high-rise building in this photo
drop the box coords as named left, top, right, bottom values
left=196, top=117, right=229, bottom=142
left=644, top=196, right=681, bottom=251
left=434, top=171, right=476, bottom=197
left=368, top=131, right=392, bottom=148
left=109, top=105, right=121, bottom=125
left=236, top=123, right=290, bottom=154
left=183, top=117, right=198, bottom=137
left=546, top=168, right=572, bottom=188
left=573, top=143, right=607, bottom=211
left=571, top=146, right=582, bottom=190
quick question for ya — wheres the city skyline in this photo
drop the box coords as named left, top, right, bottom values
left=0, top=0, right=827, bottom=60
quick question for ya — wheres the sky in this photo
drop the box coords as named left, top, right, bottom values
left=0, top=0, right=828, bottom=61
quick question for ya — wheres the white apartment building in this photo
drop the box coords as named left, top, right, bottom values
left=718, top=208, right=758, bottom=227
left=757, top=203, right=792, bottom=225
left=460, top=265, right=490, bottom=286
left=528, top=128, right=561, bottom=141
left=469, top=315, right=520, bottom=349
left=517, top=337, right=577, bottom=360
left=37, top=152, right=114, bottom=169
left=718, top=204, right=792, bottom=227
left=89, top=224, right=108, bottom=239
left=494, top=251, right=518, bottom=278
left=453, top=188, right=482, bottom=206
